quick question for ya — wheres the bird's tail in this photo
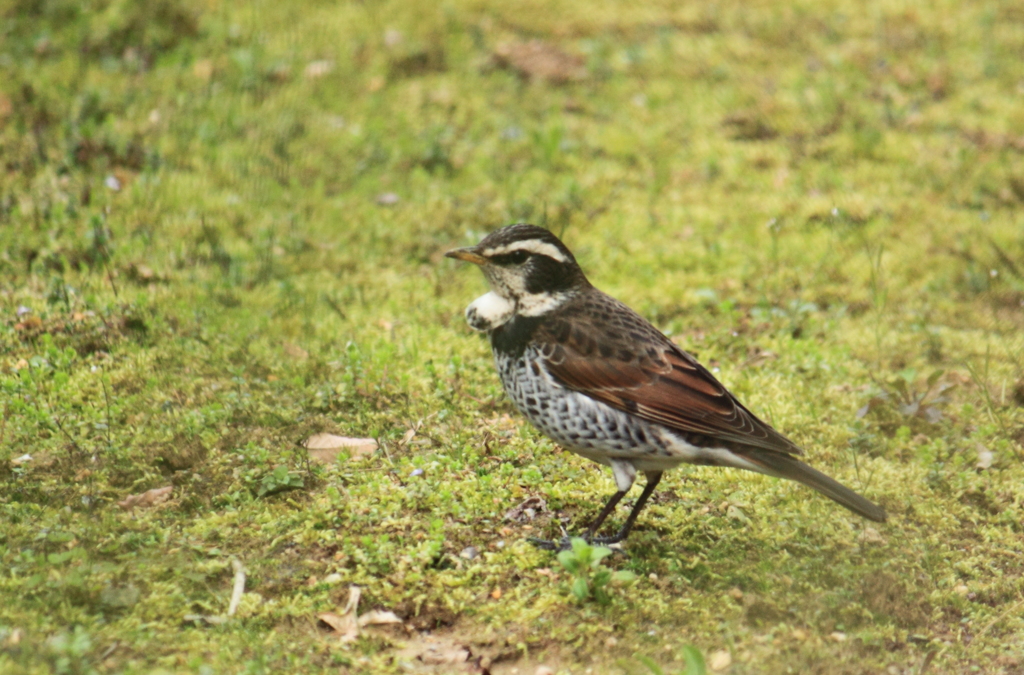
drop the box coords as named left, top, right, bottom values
left=737, top=448, right=887, bottom=523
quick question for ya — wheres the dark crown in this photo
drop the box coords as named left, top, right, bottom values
left=479, top=224, right=588, bottom=294
left=478, top=225, right=576, bottom=261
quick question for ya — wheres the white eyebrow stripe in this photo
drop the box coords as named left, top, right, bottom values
left=481, top=240, right=568, bottom=263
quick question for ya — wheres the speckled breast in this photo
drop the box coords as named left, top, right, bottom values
left=492, top=348, right=668, bottom=457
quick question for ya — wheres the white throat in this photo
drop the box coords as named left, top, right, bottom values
left=465, top=292, right=514, bottom=332
left=464, top=290, right=572, bottom=331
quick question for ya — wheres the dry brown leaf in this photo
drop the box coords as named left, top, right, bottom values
left=118, top=486, right=173, bottom=511
left=303, top=434, right=378, bottom=464
left=399, top=428, right=416, bottom=446
left=493, top=40, right=586, bottom=84
left=130, top=263, right=155, bottom=281
left=358, top=610, right=402, bottom=627
left=709, top=649, right=732, bottom=671
left=859, top=526, right=885, bottom=544
left=317, top=611, right=358, bottom=643
left=417, top=641, right=471, bottom=665
left=504, top=495, right=548, bottom=522
left=193, top=59, right=214, bottom=81
left=304, top=60, right=334, bottom=79
left=318, top=586, right=362, bottom=643
left=283, top=342, right=309, bottom=359
left=976, top=443, right=994, bottom=470
left=317, top=611, right=345, bottom=631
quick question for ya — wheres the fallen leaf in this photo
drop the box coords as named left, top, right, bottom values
left=317, top=611, right=357, bottom=643
left=358, top=610, right=402, bottom=627
left=304, top=60, right=334, bottom=79
left=976, top=443, right=994, bottom=470
left=709, top=649, right=732, bottom=671
left=193, top=59, right=214, bottom=81
left=11, top=454, right=32, bottom=466
left=504, top=495, right=548, bottom=523
left=303, top=434, right=378, bottom=464
left=493, top=40, right=586, bottom=84
left=129, top=263, right=155, bottom=282
left=118, top=486, right=173, bottom=511
left=318, top=586, right=362, bottom=643
left=859, top=526, right=885, bottom=544
left=283, top=342, right=309, bottom=359
left=417, top=641, right=471, bottom=665
left=4, top=628, right=23, bottom=646
left=16, top=316, right=43, bottom=331
left=399, top=428, right=416, bottom=446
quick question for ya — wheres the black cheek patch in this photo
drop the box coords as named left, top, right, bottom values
left=524, top=256, right=579, bottom=294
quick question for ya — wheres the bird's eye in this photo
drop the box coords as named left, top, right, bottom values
left=492, top=250, right=530, bottom=266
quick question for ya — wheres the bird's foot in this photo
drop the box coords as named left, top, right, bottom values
left=590, top=533, right=625, bottom=546
left=526, top=535, right=576, bottom=552
left=527, top=533, right=624, bottom=553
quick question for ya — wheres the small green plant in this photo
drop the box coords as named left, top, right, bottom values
left=635, top=645, right=707, bottom=675
left=46, top=626, right=99, bottom=675
left=556, top=537, right=636, bottom=604
left=857, top=368, right=955, bottom=426
left=256, top=465, right=304, bottom=498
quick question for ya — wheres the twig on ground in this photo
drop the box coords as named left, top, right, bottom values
left=227, top=559, right=246, bottom=617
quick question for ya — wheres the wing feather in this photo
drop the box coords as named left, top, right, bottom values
left=538, top=293, right=803, bottom=456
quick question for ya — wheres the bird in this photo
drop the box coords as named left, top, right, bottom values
left=446, top=224, right=886, bottom=551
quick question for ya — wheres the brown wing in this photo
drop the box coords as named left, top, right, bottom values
left=537, top=291, right=803, bottom=456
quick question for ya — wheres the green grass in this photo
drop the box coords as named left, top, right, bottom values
left=2, top=0, right=1024, bottom=672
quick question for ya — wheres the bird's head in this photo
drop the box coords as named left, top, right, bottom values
left=446, top=224, right=589, bottom=319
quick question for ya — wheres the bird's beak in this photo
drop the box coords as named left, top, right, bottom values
left=445, top=247, right=488, bottom=266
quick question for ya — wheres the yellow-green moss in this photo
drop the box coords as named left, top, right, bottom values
left=2, top=0, right=1023, bottom=672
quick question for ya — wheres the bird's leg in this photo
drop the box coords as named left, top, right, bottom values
left=582, top=490, right=628, bottom=540
left=528, top=472, right=663, bottom=551
left=529, top=460, right=634, bottom=551
left=591, top=471, right=663, bottom=546
left=526, top=495, right=627, bottom=552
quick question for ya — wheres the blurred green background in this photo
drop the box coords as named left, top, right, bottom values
left=2, top=0, right=1023, bottom=673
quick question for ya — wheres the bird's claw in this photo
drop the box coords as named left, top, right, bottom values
left=526, top=534, right=625, bottom=553
left=526, top=535, right=576, bottom=552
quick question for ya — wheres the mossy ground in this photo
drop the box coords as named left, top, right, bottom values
left=2, top=0, right=1024, bottom=673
